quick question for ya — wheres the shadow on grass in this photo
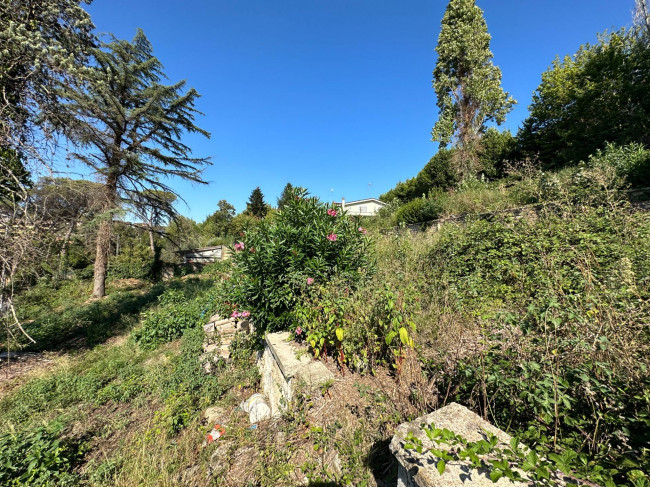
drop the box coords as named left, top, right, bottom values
left=19, top=282, right=167, bottom=352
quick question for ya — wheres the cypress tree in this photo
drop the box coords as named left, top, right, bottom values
left=432, top=0, right=515, bottom=180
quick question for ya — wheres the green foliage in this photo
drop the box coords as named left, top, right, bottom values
left=217, top=188, right=373, bottom=333
left=432, top=0, right=515, bottom=179
left=109, top=242, right=154, bottom=280
left=382, top=149, right=456, bottom=204
left=246, top=186, right=268, bottom=218
left=201, top=199, right=236, bottom=239
left=0, top=421, right=83, bottom=486
left=427, top=205, right=650, bottom=485
left=294, top=280, right=418, bottom=371
left=478, top=128, right=516, bottom=179
left=0, top=148, right=31, bottom=201
left=394, top=195, right=444, bottom=225
left=405, top=424, right=650, bottom=486
left=277, top=182, right=295, bottom=210
left=0, top=0, right=95, bottom=160
left=132, top=279, right=217, bottom=348
left=155, top=325, right=259, bottom=436
left=519, top=29, right=650, bottom=169
left=586, top=142, right=650, bottom=188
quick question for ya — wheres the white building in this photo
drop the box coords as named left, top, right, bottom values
left=334, top=197, right=386, bottom=216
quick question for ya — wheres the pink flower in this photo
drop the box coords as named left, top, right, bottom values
left=327, top=208, right=338, bottom=217
left=241, top=310, right=250, bottom=318
left=234, top=242, right=244, bottom=251
left=327, top=233, right=337, bottom=242
left=358, top=227, right=367, bottom=235
left=230, top=310, right=238, bottom=318
left=306, top=277, right=314, bottom=285
left=295, top=326, right=303, bottom=336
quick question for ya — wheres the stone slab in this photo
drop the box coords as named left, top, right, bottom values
left=390, top=403, right=528, bottom=487
left=260, top=332, right=334, bottom=416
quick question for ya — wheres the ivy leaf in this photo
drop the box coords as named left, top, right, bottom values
left=490, top=470, right=503, bottom=482
left=437, top=460, right=446, bottom=475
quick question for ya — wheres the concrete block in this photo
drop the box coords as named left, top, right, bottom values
left=259, top=332, right=334, bottom=416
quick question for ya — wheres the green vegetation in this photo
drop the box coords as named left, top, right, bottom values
left=432, top=0, right=515, bottom=179
left=519, top=30, right=650, bottom=169
left=2, top=0, right=650, bottom=485
left=216, top=187, right=373, bottom=333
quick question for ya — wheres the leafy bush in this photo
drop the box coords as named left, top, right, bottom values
left=294, top=280, right=417, bottom=371
left=381, top=149, right=456, bottom=203
left=132, top=283, right=217, bottom=348
left=427, top=206, right=650, bottom=485
left=478, top=127, right=516, bottom=178
left=0, top=421, right=83, bottom=486
left=109, top=243, right=154, bottom=280
left=586, top=142, right=650, bottom=188
left=394, top=196, right=443, bottom=225
left=216, top=188, right=373, bottom=333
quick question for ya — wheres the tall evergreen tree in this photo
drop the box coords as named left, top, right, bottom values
left=246, top=187, right=267, bottom=218
left=60, top=30, right=210, bottom=297
left=277, top=182, right=294, bottom=210
left=432, top=0, right=515, bottom=180
left=0, top=0, right=95, bottom=171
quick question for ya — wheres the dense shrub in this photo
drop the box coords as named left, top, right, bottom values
left=394, top=196, right=443, bottom=225
left=478, top=128, right=516, bottom=178
left=586, top=142, right=650, bottom=188
left=427, top=206, right=650, bottom=485
left=108, top=243, right=154, bottom=280
left=0, top=421, right=83, bottom=486
left=216, top=188, right=373, bottom=333
left=132, top=282, right=217, bottom=348
left=293, top=280, right=418, bottom=371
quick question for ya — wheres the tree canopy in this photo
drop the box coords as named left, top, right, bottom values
left=277, top=183, right=294, bottom=210
left=0, top=0, right=95, bottom=168
left=432, top=0, right=515, bottom=179
left=59, top=29, right=210, bottom=297
left=246, top=187, right=268, bottom=218
left=519, top=30, right=650, bottom=169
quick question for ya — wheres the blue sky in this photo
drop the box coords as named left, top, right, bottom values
left=84, top=0, right=635, bottom=220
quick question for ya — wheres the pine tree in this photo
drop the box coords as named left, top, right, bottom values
left=432, top=0, right=515, bottom=180
left=59, top=30, right=210, bottom=297
left=246, top=187, right=267, bottom=218
left=277, top=183, right=294, bottom=210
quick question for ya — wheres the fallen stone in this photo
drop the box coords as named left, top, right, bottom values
left=322, top=449, right=343, bottom=478
left=390, top=403, right=550, bottom=487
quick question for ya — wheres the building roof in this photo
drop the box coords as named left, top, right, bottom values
left=334, top=198, right=386, bottom=206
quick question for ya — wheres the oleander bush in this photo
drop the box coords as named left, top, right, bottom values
left=216, top=187, right=373, bottom=333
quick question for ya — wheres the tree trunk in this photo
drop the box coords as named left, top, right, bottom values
left=148, top=226, right=155, bottom=254
left=92, top=174, right=117, bottom=298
